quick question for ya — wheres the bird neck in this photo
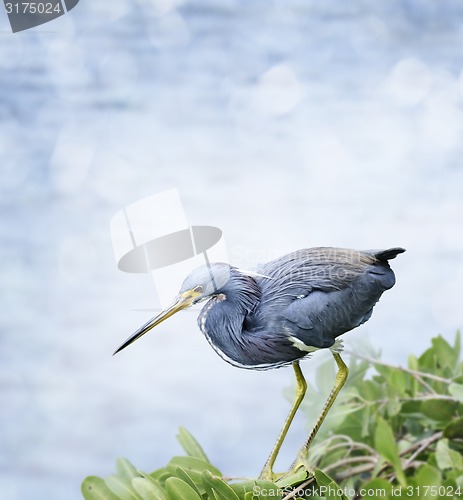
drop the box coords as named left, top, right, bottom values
left=221, top=268, right=261, bottom=313
left=202, top=268, right=261, bottom=318
left=198, top=269, right=261, bottom=367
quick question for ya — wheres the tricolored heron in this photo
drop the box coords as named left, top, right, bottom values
left=114, top=246, right=405, bottom=480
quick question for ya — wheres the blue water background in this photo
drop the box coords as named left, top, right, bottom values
left=1, top=1, right=463, bottom=498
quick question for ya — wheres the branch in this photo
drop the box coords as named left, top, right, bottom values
left=344, top=350, right=453, bottom=385
left=324, top=440, right=379, bottom=460
left=328, top=431, right=443, bottom=481
left=282, top=477, right=315, bottom=500
left=323, top=456, right=377, bottom=475
left=401, top=432, right=442, bottom=466
left=336, top=462, right=378, bottom=480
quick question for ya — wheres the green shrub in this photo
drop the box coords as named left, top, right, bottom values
left=82, top=333, right=463, bottom=499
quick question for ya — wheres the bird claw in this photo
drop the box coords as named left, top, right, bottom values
left=259, top=449, right=312, bottom=484
left=286, top=448, right=313, bottom=476
left=258, top=468, right=285, bottom=482
left=274, top=465, right=313, bottom=490
left=259, top=466, right=311, bottom=486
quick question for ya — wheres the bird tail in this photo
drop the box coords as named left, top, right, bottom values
left=371, top=247, right=406, bottom=261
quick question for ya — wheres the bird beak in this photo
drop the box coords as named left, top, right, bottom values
left=113, top=289, right=201, bottom=355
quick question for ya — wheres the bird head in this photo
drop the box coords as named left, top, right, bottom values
left=113, top=263, right=233, bottom=355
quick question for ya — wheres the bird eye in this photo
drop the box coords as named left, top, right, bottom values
left=194, top=286, right=203, bottom=294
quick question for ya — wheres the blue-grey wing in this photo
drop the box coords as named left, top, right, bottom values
left=249, top=247, right=403, bottom=349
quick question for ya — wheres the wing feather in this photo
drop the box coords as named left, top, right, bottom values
left=247, top=247, right=400, bottom=348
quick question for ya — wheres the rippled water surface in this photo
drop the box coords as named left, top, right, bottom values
left=1, top=1, right=463, bottom=498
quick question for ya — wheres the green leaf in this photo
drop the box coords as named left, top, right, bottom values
left=432, top=336, right=458, bottom=370
left=390, top=369, right=408, bottom=397
left=444, top=417, right=463, bottom=439
left=81, top=476, right=120, bottom=500
left=230, top=480, right=282, bottom=499
left=400, top=400, right=423, bottom=416
left=374, top=417, right=406, bottom=486
left=150, top=467, right=171, bottom=484
left=314, top=469, right=347, bottom=499
left=246, top=480, right=283, bottom=499
left=201, top=474, right=215, bottom=499
left=116, top=458, right=140, bottom=481
left=176, top=427, right=209, bottom=462
left=165, top=477, right=203, bottom=500
left=358, top=380, right=383, bottom=401
left=203, top=470, right=240, bottom=500
left=314, top=470, right=345, bottom=499
left=106, top=474, right=142, bottom=500
left=449, top=383, right=463, bottom=402
left=167, top=456, right=221, bottom=486
left=408, top=355, right=419, bottom=397
left=415, top=464, right=441, bottom=488
left=275, top=469, right=309, bottom=488
left=455, top=331, right=461, bottom=360
left=173, top=467, right=203, bottom=496
left=168, top=455, right=221, bottom=473
left=436, top=439, right=453, bottom=470
left=360, top=404, right=371, bottom=438
left=229, top=480, right=255, bottom=498
left=336, top=404, right=371, bottom=442
left=386, top=396, right=402, bottom=417
left=314, top=469, right=334, bottom=488
left=359, top=479, right=392, bottom=499
left=436, top=439, right=463, bottom=471
left=418, top=347, right=438, bottom=373
left=132, top=477, right=167, bottom=500
left=421, top=398, right=459, bottom=421
left=408, top=354, right=419, bottom=371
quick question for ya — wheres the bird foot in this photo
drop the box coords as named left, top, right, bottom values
left=259, top=467, right=311, bottom=487
left=286, top=448, right=312, bottom=477
left=258, top=468, right=285, bottom=482
left=259, top=456, right=296, bottom=482
left=259, top=452, right=313, bottom=485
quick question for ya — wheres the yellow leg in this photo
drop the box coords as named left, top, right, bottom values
left=290, top=352, right=349, bottom=473
left=260, top=361, right=307, bottom=481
